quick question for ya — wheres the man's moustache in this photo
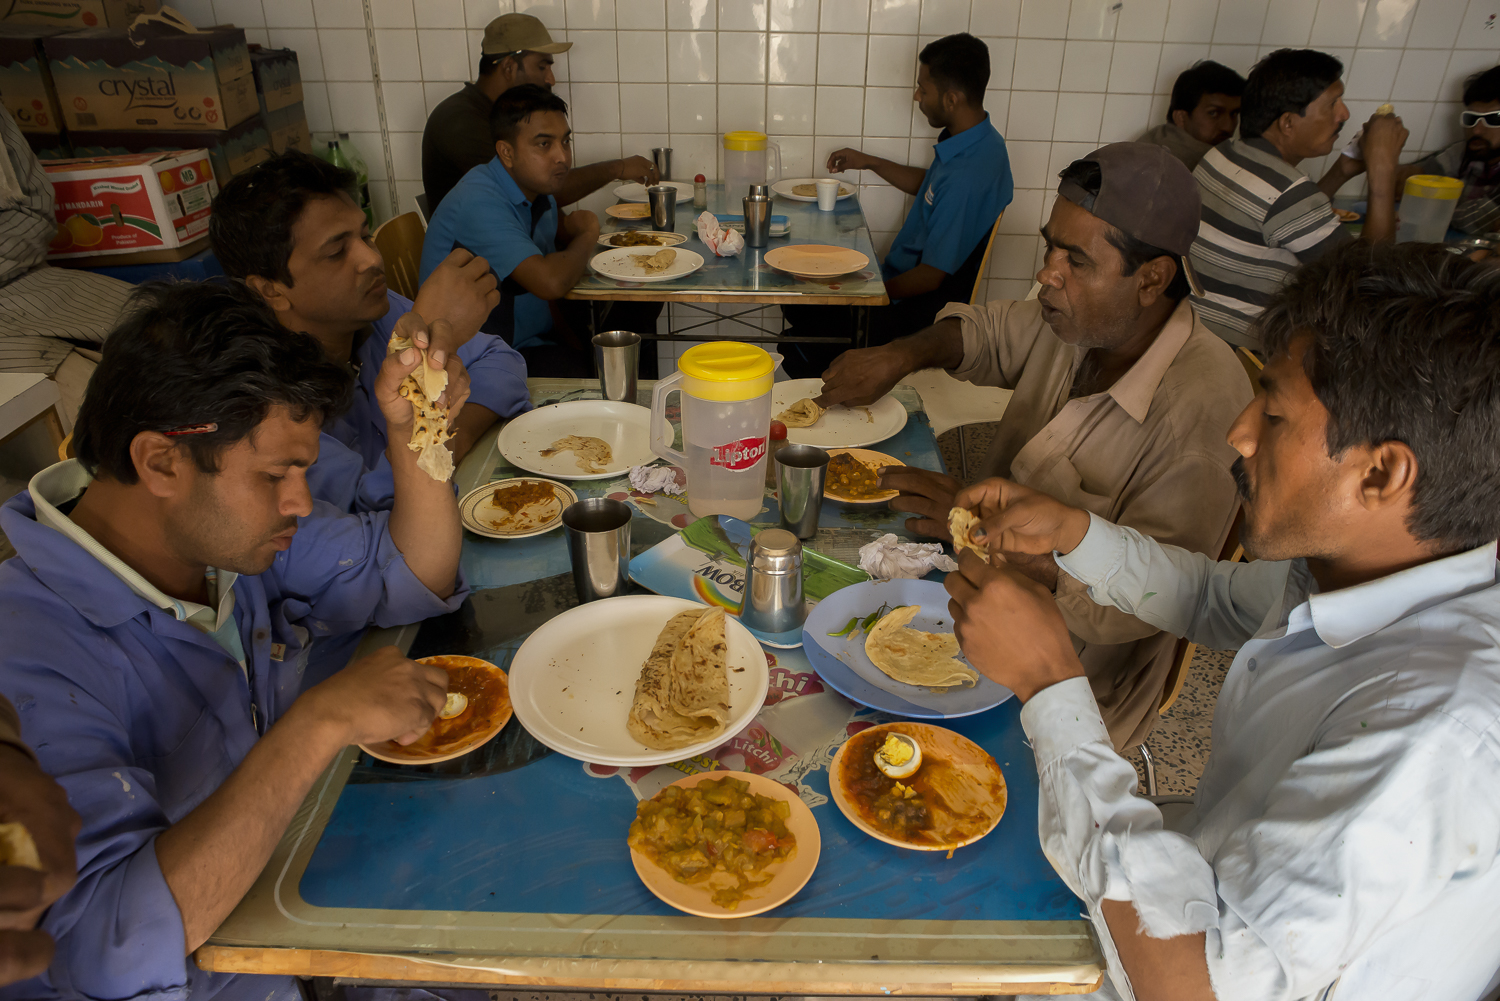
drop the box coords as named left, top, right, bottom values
left=1231, top=457, right=1253, bottom=503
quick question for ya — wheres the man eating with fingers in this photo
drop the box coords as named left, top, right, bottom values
left=0, top=280, right=467, bottom=1001
left=815, top=142, right=1251, bottom=749
left=943, top=241, right=1500, bottom=1001
left=211, top=151, right=530, bottom=514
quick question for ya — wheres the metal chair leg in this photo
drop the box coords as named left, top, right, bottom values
left=1140, top=742, right=1157, bottom=798
left=958, top=423, right=970, bottom=481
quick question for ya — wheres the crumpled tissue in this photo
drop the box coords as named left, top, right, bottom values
left=629, top=464, right=685, bottom=496
left=858, top=533, right=958, bottom=579
left=695, top=210, right=745, bottom=257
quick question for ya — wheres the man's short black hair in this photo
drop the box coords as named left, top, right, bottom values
left=490, top=83, right=569, bottom=144
left=74, top=280, right=352, bottom=485
left=209, top=151, right=358, bottom=286
left=1463, top=65, right=1500, bottom=106
left=918, top=33, right=989, bottom=106
left=1258, top=242, right=1500, bottom=553
left=1238, top=48, right=1344, bottom=141
left=1056, top=159, right=1191, bottom=302
left=1168, top=60, right=1246, bottom=119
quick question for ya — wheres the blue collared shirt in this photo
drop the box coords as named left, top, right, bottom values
left=1022, top=515, right=1500, bottom=1001
left=883, top=114, right=1013, bottom=283
left=0, top=463, right=468, bottom=1001
left=418, top=158, right=559, bottom=350
left=305, top=289, right=531, bottom=513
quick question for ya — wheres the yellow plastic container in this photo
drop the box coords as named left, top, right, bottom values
left=1398, top=174, right=1465, bottom=243
left=677, top=341, right=775, bottom=402
left=723, top=131, right=783, bottom=198
left=723, top=130, right=769, bottom=151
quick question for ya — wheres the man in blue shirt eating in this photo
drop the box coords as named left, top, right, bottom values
left=421, top=84, right=661, bottom=379
left=782, top=33, right=1014, bottom=376
left=0, top=280, right=468, bottom=1001
left=211, top=152, right=531, bottom=514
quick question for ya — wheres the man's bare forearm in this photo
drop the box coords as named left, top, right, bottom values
left=448, top=403, right=499, bottom=463
left=1317, top=155, right=1362, bottom=199
left=555, top=160, right=621, bottom=206
left=865, top=158, right=927, bottom=196
left=1101, top=899, right=1217, bottom=1001
left=894, top=317, right=966, bottom=372
left=1361, top=167, right=1399, bottom=242
left=156, top=704, right=346, bottom=953
left=385, top=435, right=461, bottom=597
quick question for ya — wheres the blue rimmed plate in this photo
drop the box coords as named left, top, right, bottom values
left=802, top=578, right=1013, bottom=719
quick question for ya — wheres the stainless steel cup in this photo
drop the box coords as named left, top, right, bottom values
left=592, top=330, right=640, bottom=404
left=775, top=443, right=829, bottom=539
left=651, top=146, right=672, bottom=180
left=563, top=498, right=632, bottom=603
left=738, top=529, right=805, bottom=634
left=647, top=184, right=677, bottom=231
left=747, top=183, right=771, bottom=198
left=743, top=195, right=773, bottom=248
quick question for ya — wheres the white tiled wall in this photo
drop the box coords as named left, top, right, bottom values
left=177, top=0, right=1500, bottom=304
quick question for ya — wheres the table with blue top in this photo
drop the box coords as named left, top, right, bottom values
left=567, top=183, right=889, bottom=346
left=195, top=380, right=1101, bottom=994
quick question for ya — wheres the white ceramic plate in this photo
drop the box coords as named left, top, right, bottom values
left=596, top=230, right=688, bottom=249
left=771, top=378, right=908, bottom=448
left=591, top=246, right=704, bottom=284
left=771, top=177, right=856, bottom=202
left=459, top=477, right=577, bottom=539
left=613, top=180, right=693, bottom=202
left=497, top=400, right=656, bottom=481
left=508, top=595, right=770, bottom=766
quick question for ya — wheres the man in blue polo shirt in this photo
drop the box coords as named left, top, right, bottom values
left=782, top=33, right=1013, bottom=377
left=420, top=84, right=660, bottom=378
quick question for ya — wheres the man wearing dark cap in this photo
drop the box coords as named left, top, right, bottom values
left=420, top=12, right=659, bottom=211
left=817, top=143, right=1252, bottom=749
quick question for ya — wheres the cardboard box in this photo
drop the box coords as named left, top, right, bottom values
left=0, top=22, right=70, bottom=131
left=249, top=47, right=298, bottom=114
left=261, top=99, right=305, bottom=154
left=43, top=148, right=216, bottom=258
left=70, top=112, right=267, bottom=184
left=2, top=0, right=158, bottom=31
left=23, top=127, right=68, bottom=157
left=45, top=22, right=254, bottom=131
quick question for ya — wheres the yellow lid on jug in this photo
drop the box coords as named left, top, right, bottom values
left=1404, top=174, right=1464, bottom=200
left=678, top=342, right=775, bottom=401
left=723, top=130, right=769, bottom=151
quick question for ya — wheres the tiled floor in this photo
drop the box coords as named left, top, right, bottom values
left=938, top=422, right=1223, bottom=798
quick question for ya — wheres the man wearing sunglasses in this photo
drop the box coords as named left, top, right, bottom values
left=1400, top=66, right=1500, bottom=236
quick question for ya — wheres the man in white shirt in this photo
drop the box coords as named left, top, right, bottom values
left=944, top=241, right=1500, bottom=1001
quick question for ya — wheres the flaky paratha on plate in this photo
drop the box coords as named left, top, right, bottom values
left=865, top=605, right=978, bottom=689
left=627, top=607, right=730, bottom=750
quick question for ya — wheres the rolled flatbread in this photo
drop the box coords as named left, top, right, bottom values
left=626, top=608, right=729, bottom=750
left=668, top=607, right=730, bottom=724
left=776, top=398, right=824, bottom=428
left=865, top=605, right=978, bottom=689
left=388, top=332, right=453, bottom=482
left=0, top=822, right=40, bottom=869
left=949, top=507, right=987, bottom=559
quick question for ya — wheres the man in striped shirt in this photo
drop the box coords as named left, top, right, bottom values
left=1189, top=49, right=1408, bottom=349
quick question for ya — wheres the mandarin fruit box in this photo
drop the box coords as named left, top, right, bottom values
left=43, top=148, right=215, bottom=258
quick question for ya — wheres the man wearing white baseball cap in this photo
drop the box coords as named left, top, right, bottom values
left=422, top=12, right=658, bottom=211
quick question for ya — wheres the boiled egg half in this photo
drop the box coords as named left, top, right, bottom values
left=874, top=732, right=922, bottom=779
left=439, top=691, right=469, bottom=720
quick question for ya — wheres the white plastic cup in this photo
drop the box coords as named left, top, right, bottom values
left=815, top=177, right=840, bottom=211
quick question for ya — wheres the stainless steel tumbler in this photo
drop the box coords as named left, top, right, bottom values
left=647, top=184, right=677, bottom=231
left=737, top=529, right=805, bottom=634
left=775, top=443, right=829, bottom=539
left=651, top=146, right=672, bottom=180
left=592, top=330, right=640, bottom=404
left=743, top=194, right=773, bottom=248
left=563, top=498, right=632, bottom=603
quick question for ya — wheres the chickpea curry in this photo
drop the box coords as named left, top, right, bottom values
left=627, top=776, right=797, bottom=909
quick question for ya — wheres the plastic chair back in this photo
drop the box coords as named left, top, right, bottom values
left=372, top=211, right=426, bottom=300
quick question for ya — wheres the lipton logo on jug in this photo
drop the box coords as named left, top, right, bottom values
left=710, top=436, right=767, bottom=470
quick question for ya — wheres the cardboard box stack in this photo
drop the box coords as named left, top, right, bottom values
left=251, top=47, right=307, bottom=154
left=0, top=22, right=70, bottom=157
left=2, top=0, right=159, bottom=31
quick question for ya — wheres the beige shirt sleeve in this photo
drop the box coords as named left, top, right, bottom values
left=0, top=693, right=34, bottom=760
left=937, top=298, right=1047, bottom=391
left=1055, top=450, right=1241, bottom=645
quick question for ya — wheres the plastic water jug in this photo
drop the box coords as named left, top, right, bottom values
left=651, top=342, right=777, bottom=520
left=723, top=131, right=782, bottom=201
left=1397, top=174, right=1464, bottom=243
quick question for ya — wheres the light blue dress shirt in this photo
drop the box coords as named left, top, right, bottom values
left=1018, top=514, right=1500, bottom=1001
left=418, top=158, right=559, bottom=350
left=0, top=464, right=469, bottom=1001
left=882, top=114, right=1014, bottom=283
